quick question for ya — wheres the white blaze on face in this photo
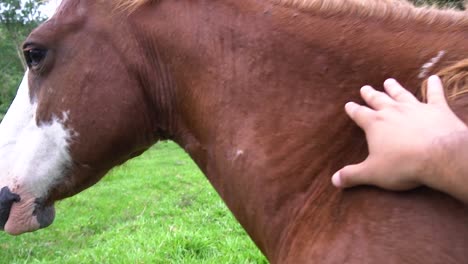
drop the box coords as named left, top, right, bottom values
left=0, top=71, right=73, bottom=233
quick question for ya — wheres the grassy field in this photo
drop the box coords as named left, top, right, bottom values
left=0, top=142, right=267, bottom=263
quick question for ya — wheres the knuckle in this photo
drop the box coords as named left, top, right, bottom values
left=392, top=89, right=404, bottom=99
left=374, top=111, right=386, bottom=122
left=348, top=104, right=362, bottom=117
left=367, top=91, right=379, bottom=102
left=353, top=106, right=370, bottom=119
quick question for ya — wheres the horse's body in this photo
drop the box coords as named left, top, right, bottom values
left=1, top=0, right=468, bottom=262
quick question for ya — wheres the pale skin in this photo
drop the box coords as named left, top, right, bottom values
left=332, top=75, right=468, bottom=204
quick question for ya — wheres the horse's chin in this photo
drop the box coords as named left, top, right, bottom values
left=4, top=196, right=55, bottom=235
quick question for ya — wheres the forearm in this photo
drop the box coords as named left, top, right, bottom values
left=426, top=130, right=468, bottom=204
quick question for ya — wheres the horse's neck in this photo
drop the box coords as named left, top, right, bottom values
left=135, top=1, right=468, bottom=261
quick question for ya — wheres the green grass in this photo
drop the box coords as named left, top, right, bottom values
left=0, top=141, right=267, bottom=263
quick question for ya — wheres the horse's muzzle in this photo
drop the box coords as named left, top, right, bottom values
left=0, top=186, right=20, bottom=230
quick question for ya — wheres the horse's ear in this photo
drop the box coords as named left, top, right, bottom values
left=420, top=58, right=468, bottom=103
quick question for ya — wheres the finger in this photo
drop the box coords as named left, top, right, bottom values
left=383, top=78, right=418, bottom=103
left=426, top=75, right=448, bottom=107
left=361, top=85, right=394, bottom=110
left=331, top=161, right=375, bottom=188
left=345, top=102, right=375, bottom=129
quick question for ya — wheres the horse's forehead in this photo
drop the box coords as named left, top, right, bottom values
left=55, top=0, right=89, bottom=18
left=31, top=0, right=122, bottom=43
left=28, top=13, right=84, bottom=44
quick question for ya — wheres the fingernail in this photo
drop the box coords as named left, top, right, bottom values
left=428, top=75, right=440, bottom=83
left=384, top=79, right=397, bottom=90
left=332, top=172, right=342, bottom=187
left=361, top=85, right=372, bottom=92
left=384, top=78, right=396, bottom=85
left=344, top=102, right=357, bottom=112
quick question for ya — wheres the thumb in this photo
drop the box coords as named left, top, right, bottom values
left=426, top=75, right=448, bottom=107
left=332, top=160, right=376, bottom=188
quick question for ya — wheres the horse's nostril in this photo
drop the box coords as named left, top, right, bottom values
left=0, top=187, right=21, bottom=230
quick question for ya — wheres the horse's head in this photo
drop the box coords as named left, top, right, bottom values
left=0, top=0, right=165, bottom=235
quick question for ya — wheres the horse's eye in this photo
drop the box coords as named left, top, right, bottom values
left=23, top=48, right=48, bottom=69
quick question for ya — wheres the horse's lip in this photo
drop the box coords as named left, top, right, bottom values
left=0, top=202, right=17, bottom=231
left=0, top=187, right=21, bottom=230
left=3, top=195, right=55, bottom=235
left=32, top=199, right=56, bottom=229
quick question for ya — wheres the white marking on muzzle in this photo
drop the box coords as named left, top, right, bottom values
left=0, top=71, right=73, bottom=199
left=418, top=50, right=446, bottom=79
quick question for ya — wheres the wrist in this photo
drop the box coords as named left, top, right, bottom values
left=423, top=130, right=468, bottom=198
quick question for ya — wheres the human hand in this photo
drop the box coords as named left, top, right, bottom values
left=332, top=75, right=467, bottom=190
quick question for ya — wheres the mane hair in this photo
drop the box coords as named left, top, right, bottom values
left=274, top=0, right=467, bottom=26
left=117, top=0, right=467, bottom=26
left=116, top=0, right=150, bottom=11
left=422, top=59, right=468, bottom=101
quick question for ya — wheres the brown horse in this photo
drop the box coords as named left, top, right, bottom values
left=1, top=0, right=468, bottom=262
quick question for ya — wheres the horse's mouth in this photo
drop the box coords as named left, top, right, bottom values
left=2, top=191, right=55, bottom=235
left=0, top=186, right=20, bottom=230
